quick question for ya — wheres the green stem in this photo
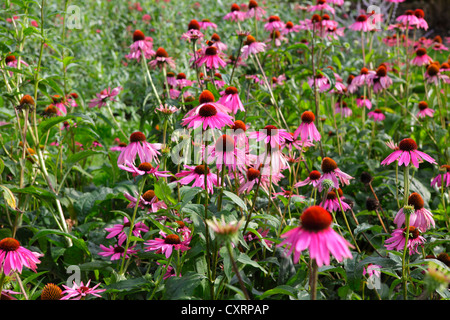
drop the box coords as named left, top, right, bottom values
left=401, top=165, right=410, bottom=300
left=227, top=241, right=250, bottom=300
left=335, top=188, right=361, bottom=254
left=149, top=254, right=173, bottom=300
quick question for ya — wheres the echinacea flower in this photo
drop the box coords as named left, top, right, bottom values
left=264, top=15, right=284, bottom=32
left=88, top=86, right=123, bottom=109
left=349, top=15, right=372, bottom=32
left=98, top=244, right=138, bottom=261
left=272, top=188, right=305, bottom=202
left=104, top=216, right=149, bottom=245
left=396, top=10, right=419, bottom=27
left=294, top=170, right=322, bottom=189
left=413, top=9, right=428, bottom=30
left=210, top=33, right=228, bottom=52
left=181, top=102, right=234, bottom=130
left=238, top=167, right=272, bottom=195
left=318, top=157, right=354, bottom=191
left=278, top=206, right=353, bottom=267
left=322, top=189, right=350, bottom=212
left=245, top=0, right=266, bottom=20
left=393, top=193, right=435, bottom=231
left=308, top=0, right=335, bottom=15
left=356, top=96, right=372, bottom=110
left=149, top=47, right=176, bottom=70
left=125, top=30, right=155, bottom=61
left=368, top=65, right=393, bottom=93
left=206, top=134, right=246, bottom=172
left=385, top=226, right=425, bottom=255
left=60, top=280, right=106, bottom=300
left=41, top=283, right=62, bottom=300
left=217, top=86, right=244, bottom=114
left=144, top=232, right=191, bottom=258
left=241, top=35, right=266, bottom=60
left=175, top=165, right=219, bottom=194
left=0, top=238, right=42, bottom=276
left=411, top=48, right=433, bottom=66
left=294, top=111, right=321, bottom=143
left=335, top=101, right=352, bottom=118
left=381, top=138, right=437, bottom=168
left=368, top=109, right=386, bottom=122
left=416, top=101, right=434, bottom=118
left=123, top=189, right=168, bottom=213
left=248, top=125, right=293, bottom=149
left=206, top=215, right=244, bottom=243
left=223, top=4, right=246, bottom=22
left=282, top=21, right=301, bottom=34
left=431, top=165, right=450, bottom=188
left=199, top=19, right=217, bottom=30
left=50, top=95, right=68, bottom=116
left=117, top=131, right=162, bottom=165
left=196, top=45, right=227, bottom=70
left=424, top=64, right=449, bottom=85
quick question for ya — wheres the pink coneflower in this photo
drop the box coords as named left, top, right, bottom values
left=181, top=102, right=234, bottom=130
left=349, top=15, right=372, bottom=32
left=320, top=14, right=338, bottom=30
left=282, top=132, right=315, bottom=153
left=195, top=45, right=227, bottom=70
left=416, top=101, right=434, bottom=118
left=125, top=30, right=155, bottom=61
left=432, top=42, right=449, bottom=53
left=356, top=96, right=372, bottom=109
left=424, top=63, right=449, bottom=85
left=335, top=101, right=352, bottom=118
left=396, top=10, right=419, bottom=27
left=322, top=189, right=351, bottom=212
left=50, top=95, right=68, bottom=116
left=325, top=26, right=345, bottom=40
left=117, top=131, right=162, bottom=165
left=381, top=138, right=437, bottom=168
left=294, top=170, right=322, bottom=189
left=60, top=280, right=106, bottom=300
left=244, top=228, right=274, bottom=248
left=245, top=0, right=266, bottom=20
left=210, top=33, right=228, bottom=52
left=352, top=67, right=376, bottom=88
left=238, top=167, right=272, bottom=195
left=271, top=74, right=286, bottom=87
left=411, top=48, right=433, bottom=66
left=278, top=206, right=353, bottom=267
left=98, top=244, right=138, bottom=261
left=308, top=0, right=335, bottom=15
left=199, top=18, right=217, bottom=30
left=413, top=9, right=428, bottom=30
left=5, top=55, right=29, bottom=72
left=175, top=72, right=195, bottom=89
left=368, top=109, right=386, bottom=122
left=241, top=35, right=266, bottom=60
left=431, top=165, right=450, bottom=188
left=224, top=3, right=246, bottom=22
left=144, top=232, right=191, bottom=258
left=248, top=125, right=293, bottom=149
left=149, top=47, right=176, bottom=70
left=110, top=141, right=127, bottom=152
left=181, top=19, right=204, bottom=42
left=175, top=165, right=219, bottom=194
left=264, top=15, right=284, bottom=32
left=0, top=238, right=42, bottom=276
left=363, top=264, right=382, bottom=278
left=294, top=111, right=321, bottom=143
left=205, top=134, right=246, bottom=172
left=369, top=65, right=393, bottom=93
left=118, top=161, right=171, bottom=180
left=318, top=157, right=354, bottom=191
left=282, top=21, right=301, bottom=34
left=385, top=226, right=425, bottom=255
left=394, top=193, right=435, bottom=231
left=123, top=189, right=168, bottom=213
left=156, top=104, right=179, bottom=115
left=88, top=86, right=123, bottom=108
left=105, top=217, right=149, bottom=246
left=272, top=187, right=306, bottom=202
left=217, top=86, right=245, bottom=114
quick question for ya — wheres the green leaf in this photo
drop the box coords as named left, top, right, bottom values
left=237, top=252, right=267, bottom=274
left=30, top=229, right=89, bottom=254
left=260, top=285, right=297, bottom=299
left=222, top=190, right=247, bottom=212
left=162, top=271, right=206, bottom=299
left=9, top=185, right=56, bottom=199
left=66, top=150, right=105, bottom=166
left=0, top=184, right=17, bottom=210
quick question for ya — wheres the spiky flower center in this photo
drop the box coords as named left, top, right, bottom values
left=41, top=283, right=62, bottom=300
left=142, top=190, right=157, bottom=202
left=225, top=86, right=239, bottom=95
left=264, top=125, right=278, bottom=136
left=301, top=111, right=315, bottom=124
left=155, top=47, right=169, bottom=58
left=133, top=30, right=145, bottom=42
left=5, top=55, right=16, bottom=63
left=199, top=90, right=215, bottom=104
left=286, top=21, right=294, bottom=29
left=357, top=15, right=368, bottom=22
left=301, top=206, right=333, bottom=231
left=408, top=192, right=424, bottom=210
left=268, top=15, right=280, bottom=23
left=232, top=120, right=246, bottom=132
left=418, top=101, right=428, bottom=110
left=360, top=67, right=370, bottom=75
left=164, top=234, right=181, bottom=244
left=198, top=104, right=217, bottom=117
left=427, top=64, right=439, bottom=77
left=376, top=66, right=387, bottom=77
left=194, top=165, right=210, bottom=175
left=114, top=246, right=125, bottom=254
left=20, top=95, right=35, bottom=106
left=231, top=3, right=241, bottom=12
left=414, top=9, right=425, bottom=18
left=441, top=165, right=450, bottom=172
left=309, top=170, right=321, bottom=181
left=215, top=135, right=235, bottom=153
left=0, top=238, right=20, bottom=252
left=205, top=46, right=218, bottom=56
left=416, top=48, right=427, bottom=56
left=244, top=35, right=256, bottom=45
left=248, top=0, right=258, bottom=9
left=403, top=226, right=420, bottom=239
left=321, top=157, right=338, bottom=173
left=130, top=131, right=146, bottom=143
left=188, top=19, right=200, bottom=30
left=138, top=162, right=153, bottom=172
left=398, top=138, right=418, bottom=151
left=247, top=168, right=260, bottom=181
left=311, top=14, right=322, bottom=23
